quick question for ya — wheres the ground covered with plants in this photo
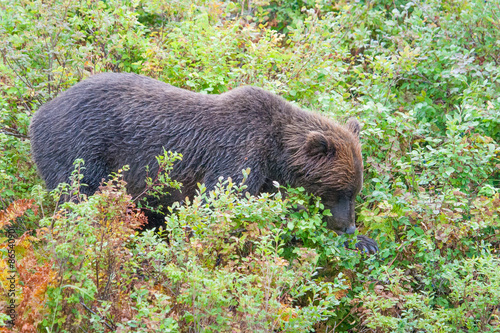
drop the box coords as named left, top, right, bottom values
left=1, top=0, right=499, bottom=332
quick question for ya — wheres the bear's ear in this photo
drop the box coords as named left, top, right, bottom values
left=305, top=131, right=335, bottom=157
left=346, top=118, right=361, bottom=138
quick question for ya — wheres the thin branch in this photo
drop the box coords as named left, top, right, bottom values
left=79, top=301, right=116, bottom=331
left=0, top=127, right=29, bottom=140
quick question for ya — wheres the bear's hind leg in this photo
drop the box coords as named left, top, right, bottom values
left=78, top=159, right=112, bottom=197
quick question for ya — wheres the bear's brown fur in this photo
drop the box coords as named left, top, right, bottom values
left=29, top=73, right=377, bottom=253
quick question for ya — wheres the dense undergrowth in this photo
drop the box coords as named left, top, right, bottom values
left=0, top=0, right=499, bottom=332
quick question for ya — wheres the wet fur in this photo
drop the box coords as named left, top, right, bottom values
left=30, top=73, right=378, bottom=253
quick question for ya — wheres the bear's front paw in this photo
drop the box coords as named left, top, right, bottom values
left=348, top=235, right=378, bottom=254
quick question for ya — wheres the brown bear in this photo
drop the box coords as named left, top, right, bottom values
left=29, top=72, right=377, bottom=253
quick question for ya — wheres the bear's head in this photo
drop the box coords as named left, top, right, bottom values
left=287, top=118, right=363, bottom=235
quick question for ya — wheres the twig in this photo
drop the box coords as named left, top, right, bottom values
left=79, top=301, right=116, bottom=330
left=387, top=243, right=405, bottom=268
left=0, top=127, right=29, bottom=139
left=331, top=306, right=356, bottom=332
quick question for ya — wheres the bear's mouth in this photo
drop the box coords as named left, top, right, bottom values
left=333, top=229, right=356, bottom=235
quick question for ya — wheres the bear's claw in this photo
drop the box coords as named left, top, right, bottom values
left=344, top=235, right=378, bottom=254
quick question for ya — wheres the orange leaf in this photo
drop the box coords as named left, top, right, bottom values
left=0, top=199, right=35, bottom=228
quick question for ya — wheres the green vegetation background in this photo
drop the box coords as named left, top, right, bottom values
left=0, top=0, right=499, bottom=332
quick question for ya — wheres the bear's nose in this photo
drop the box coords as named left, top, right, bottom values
left=345, top=225, right=357, bottom=234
